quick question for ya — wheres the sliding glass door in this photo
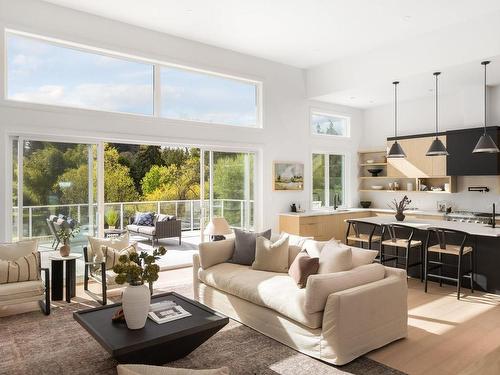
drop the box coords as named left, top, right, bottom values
left=11, top=137, right=97, bottom=251
left=202, top=150, right=255, bottom=240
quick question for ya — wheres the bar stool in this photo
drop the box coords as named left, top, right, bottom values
left=380, top=223, right=424, bottom=280
left=424, top=227, right=474, bottom=300
left=345, top=219, right=382, bottom=250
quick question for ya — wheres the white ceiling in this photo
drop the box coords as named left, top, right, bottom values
left=44, top=0, right=500, bottom=69
left=42, top=0, right=500, bottom=108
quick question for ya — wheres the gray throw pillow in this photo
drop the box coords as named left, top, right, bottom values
left=229, top=228, right=272, bottom=266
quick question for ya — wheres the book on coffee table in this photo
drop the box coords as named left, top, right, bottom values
left=148, top=300, right=191, bottom=324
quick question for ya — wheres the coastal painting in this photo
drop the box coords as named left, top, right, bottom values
left=273, top=162, right=304, bottom=191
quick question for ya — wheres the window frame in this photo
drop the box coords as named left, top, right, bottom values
left=4, top=29, right=263, bottom=128
left=310, top=151, right=347, bottom=209
left=310, top=109, right=351, bottom=138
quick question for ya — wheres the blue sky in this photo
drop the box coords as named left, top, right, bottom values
left=7, top=34, right=257, bottom=126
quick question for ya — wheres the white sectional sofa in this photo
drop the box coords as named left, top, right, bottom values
left=193, top=238, right=408, bottom=365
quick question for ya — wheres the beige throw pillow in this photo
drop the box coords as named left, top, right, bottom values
left=301, top=239, right=334, bottom=258
left=351, top=246, right=379, bottom=267
left=318, top=241, right=352, bottom=274
left=0, top=239, right=39, bottom=261
left=252, top=235, right=289, bottom=273
left=88, top=233, right=129, bottom=263
left=103, top=243, right=137, bottom=270
left=0, top=250, right=40, bottom=284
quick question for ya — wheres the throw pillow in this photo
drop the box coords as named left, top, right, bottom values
left=351, top=247, right=379, bottom=267
left=133, top=212, right=155, bottom=226
left=301, top=239, right=332, bottom=258
left=318, top=241, right=353, bottom=274
left=117, top=364, right=230, bottom=375
left=88, top=233, right=129, bottom=264
left=282, top=232, right=313, bottom=247
left=0, top=250, right=39, bottom=284
left=0, top=239, right=39, bottom=261
left=103, top=243, right=137, bottom=270
left=288, top=251, right=319, bottom=288
left=229, top=228, right=272, bottom=266
left=288, top=244, right=302, bottom=267
left=252, top=235, right=289, bottom=273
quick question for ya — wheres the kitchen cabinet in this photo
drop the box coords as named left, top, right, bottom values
left=386, top=136, right=447, bottom=178
left=279, top=211, right=372, bottom=241
left=446, top=126, right=500, bottom=176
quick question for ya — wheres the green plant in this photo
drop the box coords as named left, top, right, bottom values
left=113, top=247, right=167, bottom=287
left=105, top=209, right=119, bottom=227
left=57, top=224, right=80, bottom=245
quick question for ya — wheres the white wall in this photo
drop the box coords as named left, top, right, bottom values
left=361, top=86, right=500, bottom=212
left=0, top=0, right=363, bottom=241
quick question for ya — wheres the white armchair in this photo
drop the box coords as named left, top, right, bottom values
left=0, top=240, right=50, bottom=315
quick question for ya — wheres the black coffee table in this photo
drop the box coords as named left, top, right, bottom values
left=73, top=292, right=228, bottom=365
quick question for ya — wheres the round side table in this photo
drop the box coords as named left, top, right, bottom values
left=48, top=253, right=82, bottom=303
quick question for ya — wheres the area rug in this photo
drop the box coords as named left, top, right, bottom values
left=0, top=287, right=405, bottom=375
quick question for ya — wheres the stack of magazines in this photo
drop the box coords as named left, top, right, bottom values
left=148, top=300, right=191, bottom=324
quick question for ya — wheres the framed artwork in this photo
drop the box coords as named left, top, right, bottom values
left=273, top=161, right=304, bottom=191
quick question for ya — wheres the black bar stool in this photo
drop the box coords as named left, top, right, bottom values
left=380, top=223, right=424, bottom=280
left=424, top=227, right=474, bottom=300
left=345, top=219, right=382, bottom=251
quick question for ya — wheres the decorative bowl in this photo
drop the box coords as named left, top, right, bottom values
left=371, top=185, right=384, bottom=190
left=367, top=168, right=383, bottom=177
left=360, top=201, right=372, bottom=208
left=366, top=159, right=374, bottom=164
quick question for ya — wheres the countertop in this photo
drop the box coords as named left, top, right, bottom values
left=347, top=215, right=500, bottom=238
left=279, top=208, right=445, bottom=218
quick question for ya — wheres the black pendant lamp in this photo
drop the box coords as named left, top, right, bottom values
left=387, top=81, right=406, bottom=158
left=426, top=72, right=449, bottom=156
left=472, top=61, right=499, bottom=153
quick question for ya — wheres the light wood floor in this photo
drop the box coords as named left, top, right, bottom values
left=1, top=268, right=500, bottom=375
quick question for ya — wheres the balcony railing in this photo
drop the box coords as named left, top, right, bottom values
left=12, top=198, right=254, bottom=241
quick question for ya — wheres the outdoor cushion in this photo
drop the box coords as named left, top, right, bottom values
left=138, top=226, right=156, bottom=236
left=133, top=212, right=154, bottom=226
left=228, top=228, right=272, bottom=266
left=126, top=225, right=141, bottom=233
left=0, top=280, right=45, bottom=301
left=198, top=262, right=323, bottom=329
left=155, top=214, right=176, bottom=223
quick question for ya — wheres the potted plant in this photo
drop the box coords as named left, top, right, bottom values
left=105, top=209, right=119, bottom=229
left=113, top=247, right=167, bottom=330
left=57, top=224, right=80, bottom=257
left=389, top=195, right=412, bottom=221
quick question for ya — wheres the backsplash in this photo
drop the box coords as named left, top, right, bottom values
left=360, top=176, right=500, bottom=212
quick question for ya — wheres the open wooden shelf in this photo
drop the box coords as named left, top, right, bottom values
left=360, top=163, right=388, bottom=166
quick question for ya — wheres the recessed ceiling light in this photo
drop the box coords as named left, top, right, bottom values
left=403, top=15, right=412, bottom=21
left=369, top=100, right=375, bottom=104
left=350, top=96, right=356, bottom=100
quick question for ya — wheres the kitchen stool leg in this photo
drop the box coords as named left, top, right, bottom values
left=439, top=253, right=443, bottom=287
left=457, top=253, right=462, bottom=300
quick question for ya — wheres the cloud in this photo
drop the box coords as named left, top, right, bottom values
left=10, top=83, right=153, bottom=114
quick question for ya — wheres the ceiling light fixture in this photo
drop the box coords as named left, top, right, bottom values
left=387, top=81, right=406, bottom=158
left=473, top=61, right=499, bottom=153
left=426, top=72, right=449, bottom=156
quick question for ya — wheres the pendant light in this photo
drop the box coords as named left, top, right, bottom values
left=426, top=72, right=449, bottom=156
left=472, top=61, right=499, bottom=153
left=387, top=81, right=406, bottom=158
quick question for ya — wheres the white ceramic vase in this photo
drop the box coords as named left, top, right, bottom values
left=122, top=284, right=151, bottom=330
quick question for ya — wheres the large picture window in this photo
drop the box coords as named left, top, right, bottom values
left=6, top=33, right=154, bottom=115
left=160, top=67, right=259, bottom=127
left=311, top=111, right=350, bottom=137
left=5, top=31, right=262, bottom=127
left=312, top=153, right=345, bottom=208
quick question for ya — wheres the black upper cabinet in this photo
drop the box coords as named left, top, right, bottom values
left=446, top=126, right=500, bottom=176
